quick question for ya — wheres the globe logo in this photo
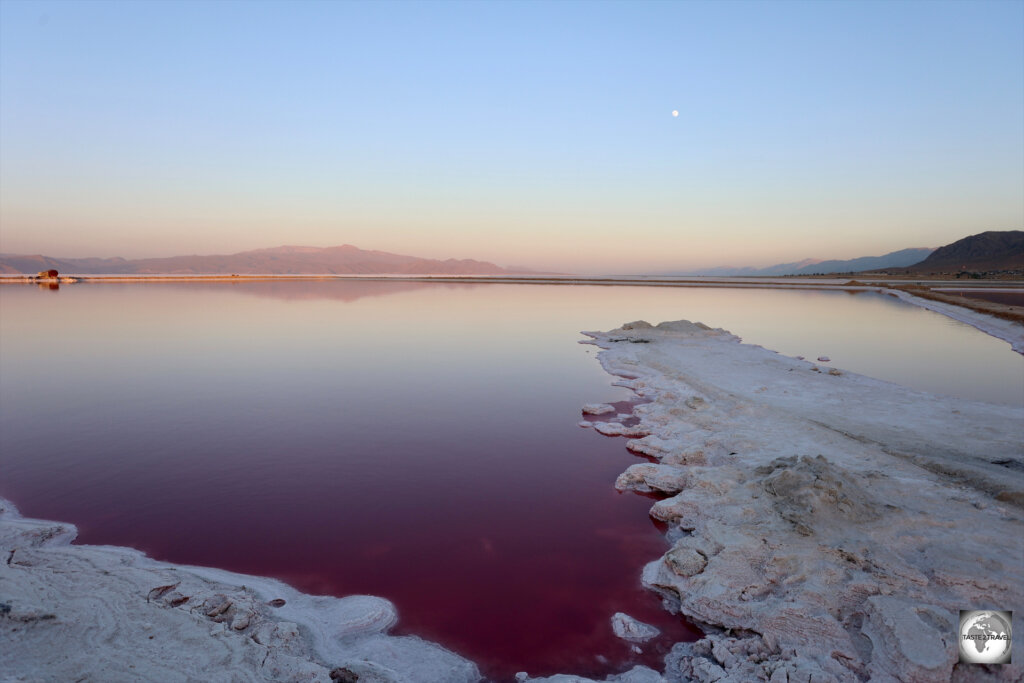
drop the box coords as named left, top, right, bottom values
left=959, top=610, right=1012, bottom=664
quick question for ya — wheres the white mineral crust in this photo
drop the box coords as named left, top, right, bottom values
left=0, top=498, right=480, bottom=682
left=579, top=319, right=1023, bottom=683
left=611, top=612, right=661, bottom=643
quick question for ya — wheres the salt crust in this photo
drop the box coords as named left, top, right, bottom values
left=0, top=501, right=667, bottom=682
left=611, top=612, right=662, bottom=643
left=0, top=497, right=480, bottom=683
left=578, top=319, right=1023, bottom=682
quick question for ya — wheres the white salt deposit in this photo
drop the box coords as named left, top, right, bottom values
left=592, top=422, right=650, bottom=438
left=579, top=319, right=1023, bottom=682
left=611, top=612, right=661, bottom=643
left=0, top=498, right=479, bottom=682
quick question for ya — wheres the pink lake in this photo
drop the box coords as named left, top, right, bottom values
left=0, top=281, right=1020, bottom=679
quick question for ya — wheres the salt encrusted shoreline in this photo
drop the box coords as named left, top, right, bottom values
left=0, top=497, right=667, bottom=683
left=0, top=498, right=481, bottom=682
left=882, top=287, right=1024, bottom=354
left=578, top=320, right=1023, bottom=682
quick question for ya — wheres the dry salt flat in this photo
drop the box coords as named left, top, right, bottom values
left=576, top=319, right=1023, bottom=683
left=2, top=302, right=1022, bottom=683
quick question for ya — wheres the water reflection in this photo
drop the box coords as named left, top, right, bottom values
left=153, top=279, right=449, bottom=302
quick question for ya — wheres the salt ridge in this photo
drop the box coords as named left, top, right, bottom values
left=578, top=319, right=1023, bottom=682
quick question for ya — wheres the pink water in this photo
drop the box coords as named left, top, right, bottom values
left=1, top=281, right=1020, bottom=679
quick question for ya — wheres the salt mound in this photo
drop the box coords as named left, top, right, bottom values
left=611, top=612, right=661, bottom=643
left=587, top=319, right=734, bottom=345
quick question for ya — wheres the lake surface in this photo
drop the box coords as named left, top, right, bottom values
left=1, top=281, right=1021, bottom=680
left=940, top=289, right=1024, bottom=307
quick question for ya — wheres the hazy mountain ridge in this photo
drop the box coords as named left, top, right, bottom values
left=669, top=231, right=1024, bottom=276
left=0, top=245, right=520, bottom=275
left=5, top=231, right=1021, bottom=277
left=667, top=247, right=935, bottom=277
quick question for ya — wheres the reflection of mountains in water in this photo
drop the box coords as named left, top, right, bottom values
left=162, top=279, right=481, bottom=303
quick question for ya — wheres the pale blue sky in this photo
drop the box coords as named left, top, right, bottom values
left=1, top=0, right=1021, bottom=272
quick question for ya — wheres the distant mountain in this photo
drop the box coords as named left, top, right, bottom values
left=0, top=253, right=133, bottom=275
left=804, top=248, right=939, bottom=275
left=670, top=247, right=934, bottom=277
left=903, top=230, right=1024, bottom=272
left=0, top=245, right=524, bottom=276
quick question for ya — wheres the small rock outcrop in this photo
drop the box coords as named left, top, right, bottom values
left=610, top=612, right=661, bottom=643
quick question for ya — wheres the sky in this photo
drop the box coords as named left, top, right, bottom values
left=0, top=0, right=1021, bottom=274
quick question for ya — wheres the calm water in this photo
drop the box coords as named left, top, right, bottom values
left=941, top=290, right=1024, bottom=307
left=1, top=282, right=1021, bottom=680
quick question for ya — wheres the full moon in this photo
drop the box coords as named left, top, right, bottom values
left=672, top=110, right=679, bottom=117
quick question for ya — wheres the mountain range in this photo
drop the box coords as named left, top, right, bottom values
left=668, top=247, right=935, bottom=277
left=0, top=245, right=522, bottom=276
left=2, top=230, right=1020, bottom=277
left=665, top=230, right=1023, bottom=276
left=904, top=230, right=1024, bottom=272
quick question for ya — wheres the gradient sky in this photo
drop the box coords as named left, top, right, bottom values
left=1, top=0, right=1021, bottom=273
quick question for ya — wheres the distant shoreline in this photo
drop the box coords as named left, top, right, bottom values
left=3, top=272, right=1021, bottom=352
left=2, top=272, right=1022, bottom=286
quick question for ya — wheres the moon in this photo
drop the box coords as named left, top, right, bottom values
left=672, top=110, right=679, bottom=117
